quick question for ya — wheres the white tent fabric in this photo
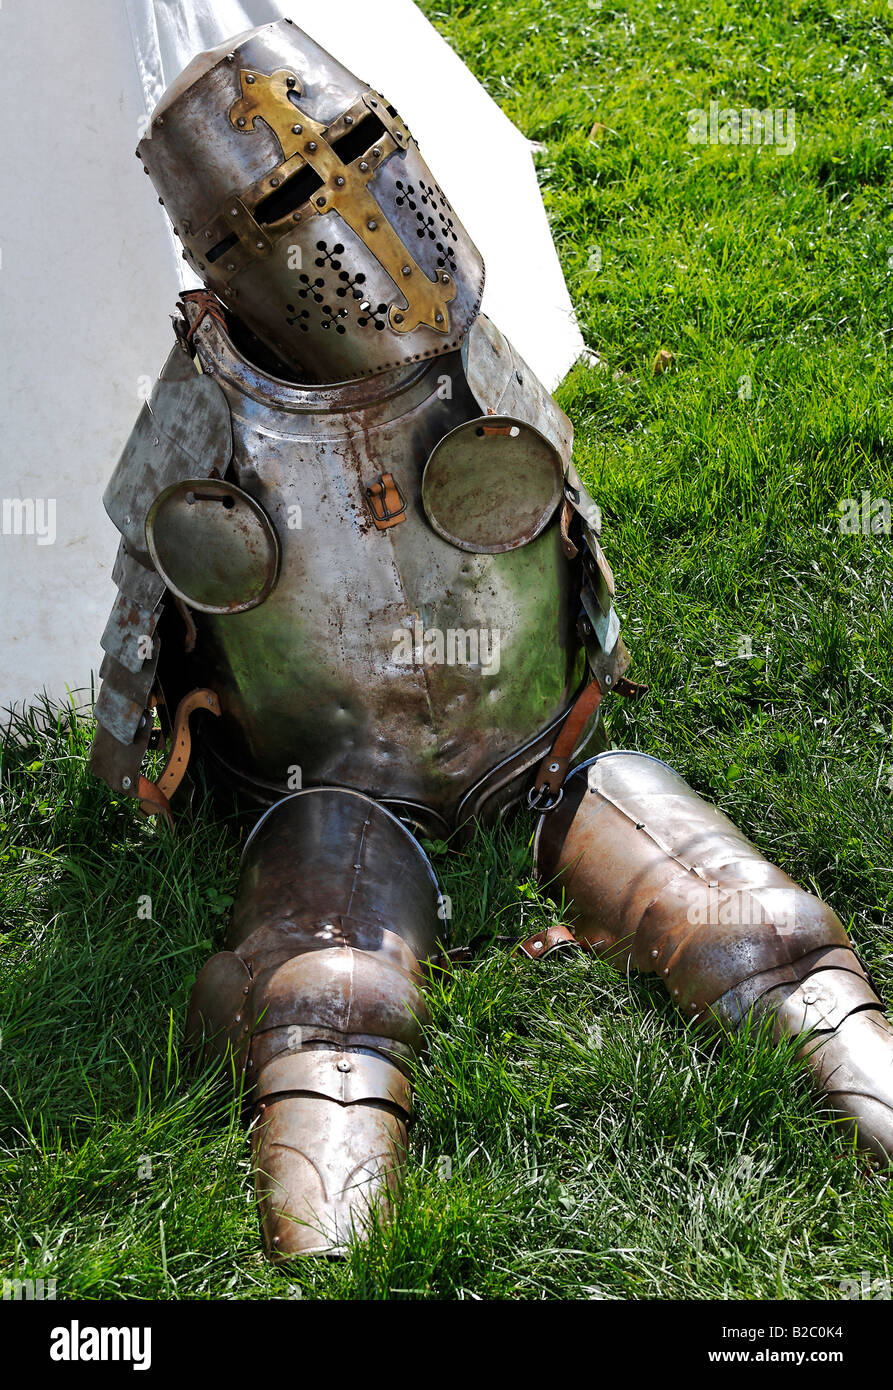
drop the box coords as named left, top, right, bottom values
left=0, top=0, right=586, bottom=713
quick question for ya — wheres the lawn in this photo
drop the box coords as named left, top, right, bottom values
left=1, top=0, right=892, bottom=1299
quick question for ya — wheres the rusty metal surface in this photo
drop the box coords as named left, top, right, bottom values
left=103, top=349, right=232, bottom=568
left=187, top=788, right=442, bottom=1255
left=421, top=416, right=564, bottom=553
left=146, top=478, right=280, bottom=613
left=535, top=752, right=850, bottom=1012
left=535, top=749, right=893, bottom=1162
left=461, top=315, right=573, bottom=462
left=99, top=591, right=161, bottom=676
left=790, top=1009, right=893, bottom=1163
left=253, top=1093, right=407, bottom=1257
left=174, top=299, right=583, bottom=824
left=137, top=19, right=484, bottom=381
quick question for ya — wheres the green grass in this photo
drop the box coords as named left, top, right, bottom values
left=2, top=0, right=893, bottom=1298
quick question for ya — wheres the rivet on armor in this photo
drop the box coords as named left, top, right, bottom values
left=359, top=160, right=369, bottom=172
left=367, top=219, right=378, bottom=230
left=337, top=1060, right=351, bottom=1073
left=435, top=313, right=444, bottom=325
left=291, top=124, right=302, bottom=134
left=307, top=141, right=318, bottom=152
left=402, top=265, right=411, bottom=276
left=393, top=312, right=403, bottom=323
left=270, top=177, right=280, bottom=187
left=246, top=75, right=256, bottom=84
left=316, top=197, right=326, bottom=207
left=372, top=147, right=381, bottom=158
left=345, top=115, right=354, bottom=125
left=121, top=776, right=131, bottom=790
left=237, top=117, right=246, bottom=128
left=286, top=77, right=296, bottom=88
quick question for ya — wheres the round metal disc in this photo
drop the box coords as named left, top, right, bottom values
left=421, top=416, right=564, bottom=553
left=146, top=478, right=280, bottom=614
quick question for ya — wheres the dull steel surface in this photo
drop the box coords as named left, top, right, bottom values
left=89, top=17, right=893, bottom=1259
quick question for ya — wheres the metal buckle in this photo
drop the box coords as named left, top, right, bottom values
left=527, top=783, right=564, bottom=812
left=366, top=472, right=407, bottom=528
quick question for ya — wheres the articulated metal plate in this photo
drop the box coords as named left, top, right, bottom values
left=103, top=347, right=232, bottom=568
left=421, top=415, right=564, bottom=553
left=146, top=478, right=280, bottom=613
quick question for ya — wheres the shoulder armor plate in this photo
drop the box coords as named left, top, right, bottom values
left=103, top=343, right=233, bottom=567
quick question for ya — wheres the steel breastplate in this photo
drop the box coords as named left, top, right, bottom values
left=175, top=308, right=583, bottom=825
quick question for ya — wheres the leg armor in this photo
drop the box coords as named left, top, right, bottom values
left=535, top=751, right=893, bottom=1161
left=187, top=789, right=442, bottom=1257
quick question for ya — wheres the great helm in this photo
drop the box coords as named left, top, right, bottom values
left=138, top=19, right=485, bottom=381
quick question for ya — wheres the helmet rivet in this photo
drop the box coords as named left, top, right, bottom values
left=316, top=197, right=326, bottom=207
left=122, top=776, right=131, bottom=790
left=204, top=230, right=213, bottom=238
left=393, top=311, right=404, bottom=322
left=237, top=117, right=246, bottom=128
left=246, top=74, right=255, bottom=84
left=344, top=115, right=354, bottom=126
left=335, top=175, right=345, bottom=187
left=286, top=76, right=296, bottom=88
left=306, top=141, right=317, bottom=152
left=226, top=52, right=235, bottom=62
left=372, top=147, right=381, bottom=158
left=441, top=273, right=450, bottom=283
left=230, top=207, right=239, bottom=216
left=291, top=124, right=302, bottom=135
left=255, top=240, right=264, bottom=248
left=270, top=177, right=280, bottom=187
left=367, top=219, right=377, bottom=230
left=293, top=212, right=302, bottom=222
left=226, top=263, right=235, bottom=271
left=435, top=313, right=444, bottom=324
left=358, top=161, right=369, bottom=172
left=401, top=265, right=411, bottom=276
left=155, top=116, right=164, bottom=127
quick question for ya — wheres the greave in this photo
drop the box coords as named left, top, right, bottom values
left=535, top=751, right=893, bottom=1162
left=187, top=788, right=442, bottom=1257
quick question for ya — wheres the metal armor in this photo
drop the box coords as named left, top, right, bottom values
left=91, top=19, right=893, bottom=1259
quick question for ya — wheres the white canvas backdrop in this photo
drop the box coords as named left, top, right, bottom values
left=0, top=0, right=586, bottom=713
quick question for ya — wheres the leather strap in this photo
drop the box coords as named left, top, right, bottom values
left=559, top=497, right=579, bottom=559
left=518, top=924, right=581, bottom=959
left=139, top=687, right=221, bottom=824
left=528, top=678, right=604, bottom=809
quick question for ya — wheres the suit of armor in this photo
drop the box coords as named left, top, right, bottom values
left=92, top=19, right=893, bottom=1259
